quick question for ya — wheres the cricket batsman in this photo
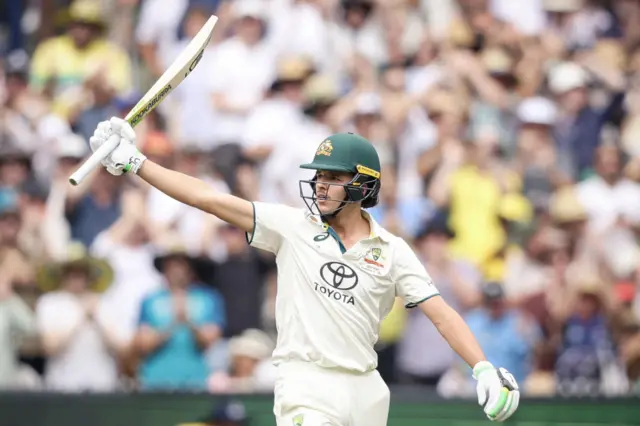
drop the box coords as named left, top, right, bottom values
left=89, top=117, right=520, bottom=425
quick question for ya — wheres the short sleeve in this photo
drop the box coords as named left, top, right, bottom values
left=199, top=289, right=226, bottom=328
left=246, top=202, right=302, bottom=254
left=391, top=239, right=440, bottom=308
left=137, top=296, right=155, bottom=326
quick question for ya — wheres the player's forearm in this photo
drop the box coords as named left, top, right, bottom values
left=137, top=160, right=254, bottom=232
left=419, top=297, right=485, bottom=367
left=435, top=308, right=486, bottom=367
left=138, top=160, right=213, bottom=210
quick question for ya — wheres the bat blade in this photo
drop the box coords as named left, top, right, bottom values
left=68, top=15, right=218, bottom=186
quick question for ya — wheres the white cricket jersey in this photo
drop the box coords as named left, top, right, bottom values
left=247, top=202, right=440, bottom=373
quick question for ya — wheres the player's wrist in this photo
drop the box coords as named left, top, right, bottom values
left=472, top=360, right=495, bottom=379
left=123, top=149, right=147, bottom=175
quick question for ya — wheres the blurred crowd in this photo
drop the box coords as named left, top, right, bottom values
left=1, top=0, right=640, bottom=398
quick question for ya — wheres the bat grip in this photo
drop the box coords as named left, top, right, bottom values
left=68, top=135, right=121, bottom=186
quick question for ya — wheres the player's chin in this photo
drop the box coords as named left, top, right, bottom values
left=317, top=199, right=340, bottom=215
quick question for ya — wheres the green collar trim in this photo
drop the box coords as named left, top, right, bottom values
left=326, top=226, right=347, bottom=254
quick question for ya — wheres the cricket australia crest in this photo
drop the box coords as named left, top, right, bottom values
left=316, top=140, right=333, bottom=156
left=293, top=414, right=304, bottom=426
left=371, top=247, right=382, bottom=261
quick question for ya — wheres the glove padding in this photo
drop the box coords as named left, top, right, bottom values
left=89, top=117, right=146, bottom=176
left=473, top=361, right=520, bottom=422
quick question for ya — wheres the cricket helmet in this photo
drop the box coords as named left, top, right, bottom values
left=299, top=132, right=381, bottom=217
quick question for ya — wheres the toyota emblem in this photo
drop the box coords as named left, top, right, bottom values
left=320, top=262, right=359, bottom=290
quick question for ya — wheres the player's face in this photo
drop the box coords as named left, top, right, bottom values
left=314, top=171, right=352, bottom=214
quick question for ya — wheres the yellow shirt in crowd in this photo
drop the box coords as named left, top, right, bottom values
left=30, top=35, right=132, bottom=118
left=447, top=165, right=522, bottom=272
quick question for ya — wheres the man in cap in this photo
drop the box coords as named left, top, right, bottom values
left=134, top=246, right=225, bottom=390
left=207, top=0, right=275, bottom=146
left=464, top=283, right=541, bottom=386
left=88, top=117, right=522, bottom=424
left=29, top=0, right=132, bottom=120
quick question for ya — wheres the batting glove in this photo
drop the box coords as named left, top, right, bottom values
left=89, top=117, right=147, bottom=176
left=473, top=361, right=520, bottom=422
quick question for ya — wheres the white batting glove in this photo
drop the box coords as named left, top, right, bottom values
left=89, top=117, right=146, bottom=176
left=473, top=361, right=520, bottom=422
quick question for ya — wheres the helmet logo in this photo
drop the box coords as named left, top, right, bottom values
left=316, top=140, right=333, bottom=157
left=356, top=164, right=381, bottom=179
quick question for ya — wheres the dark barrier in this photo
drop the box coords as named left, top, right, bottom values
left=0, top=389, right=639, bottom=426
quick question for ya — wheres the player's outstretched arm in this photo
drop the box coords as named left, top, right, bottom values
left=88, top=117, right=254, bottom=233
left=137, top=161, right=254, bottom=232
left=419, top=297, right=520, bottom=422
left=419, top=296, right=485, bottom=367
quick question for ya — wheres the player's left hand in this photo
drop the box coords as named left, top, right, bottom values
left=473, top=361, right=520, bottom=422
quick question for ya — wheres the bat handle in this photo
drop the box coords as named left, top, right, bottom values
left=68, top=135, right=121, bottom=186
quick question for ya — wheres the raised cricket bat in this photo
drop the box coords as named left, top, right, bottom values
left=68, top=15, right=219, bottom=186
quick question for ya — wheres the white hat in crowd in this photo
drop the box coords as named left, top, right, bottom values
left=228, top=329, right=274, bottom=360
left=517, top=97, right=558, bottom=126
left=548, top=62, right=589, bottom=94
left=233, top=0, right=268, bottom=21
left=56, top=132, right=89, bottom=159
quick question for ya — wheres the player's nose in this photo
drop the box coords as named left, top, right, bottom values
left=315, top=181, right=329, bottom=193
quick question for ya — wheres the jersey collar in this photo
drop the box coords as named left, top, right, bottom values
left=361, top=210, right=392, bottom=243
left=305, top=210, right=392, bottom=243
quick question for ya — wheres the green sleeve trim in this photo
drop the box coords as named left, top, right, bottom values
left=405, top=293, right=440, bottom=309
left=245, top=202, right=257, bottom=246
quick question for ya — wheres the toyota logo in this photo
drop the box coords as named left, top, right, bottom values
left=320, top=262, right=359, bottom=290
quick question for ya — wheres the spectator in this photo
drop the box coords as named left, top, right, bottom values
left=0, top=242, right=37, bottom=389
left=2, top=49, right=72, bottom=178
left=270, top=73, right=341, bottom=208
left=41, top=132, right=90, bottom=261
left=397, top=213, right=481, bottom=386
left=90, top=189, right=163, bottom=343
left=200, top=223, right=273, bottom=372
left=206, top=224, right=273, bottom=339
left=576, top=145, right=640, bottom=233
left=555, top=276, right=623, bottom=396
left=208, top=328, right=276, bottom=393
left=29, top=0, right=132, bottom=121
left=0, top=192, right=35, bottom=287
left=515, top=96, right=570, bottom=209
left=35, top=242, right=125, bottom=391
left=241, top=56, right=313, bottom=204
left=0, top=142, right=31, bottom=191
left=65, top=168, right=122, bottom=248
left=464, top=283, right=541, bottom=385
left=207, top=0, right=276, bottom=146
left=166, top=2, right=222, bottom=150
left=429, top=128, right=523, bottom=271
left=548, top=59, right=625, bottom=181
left=503, top=224, right=569, bottom=311
left=134, top=246, right=225, bottom=390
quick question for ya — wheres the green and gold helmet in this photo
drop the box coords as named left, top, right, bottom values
left=299, top=133, right=382, bottom=217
